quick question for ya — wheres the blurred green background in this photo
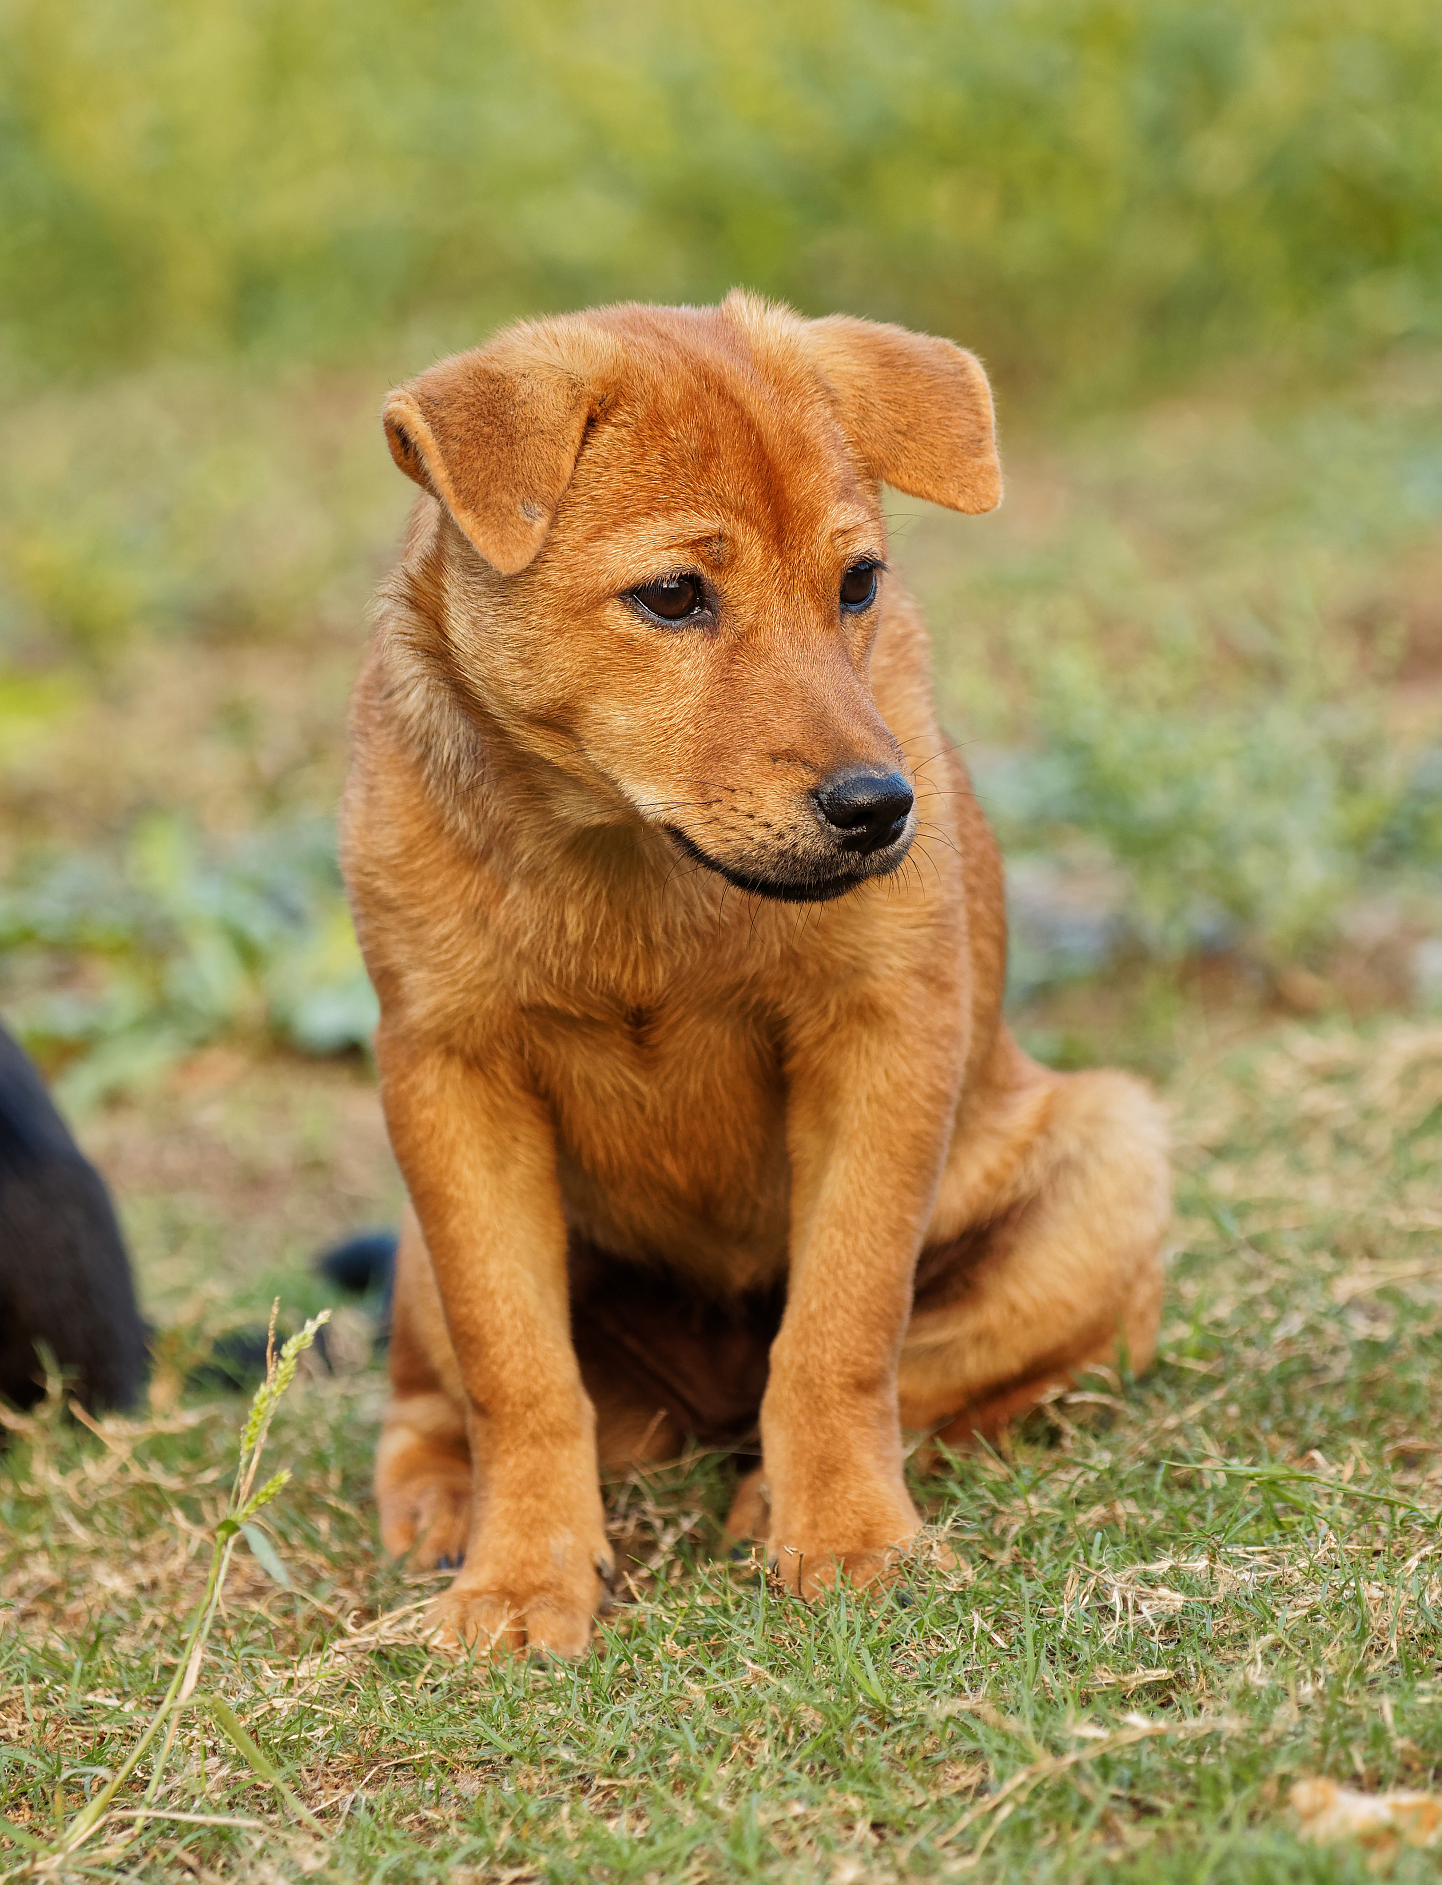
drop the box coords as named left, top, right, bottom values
left=2, top=0, right=1441, bottom=1107
left=7, top=0, right=1440, bottom=389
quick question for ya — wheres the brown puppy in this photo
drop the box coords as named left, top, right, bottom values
left=342, top=292, right=1169, bottom=1657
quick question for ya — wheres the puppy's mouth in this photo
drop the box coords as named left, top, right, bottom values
left=663, top=826, right=907, bottom=904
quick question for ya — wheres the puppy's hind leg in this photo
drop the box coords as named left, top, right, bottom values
left=901, top=1063, right=1170, bottom=1464
left=722, top=1467, right=771, bottom=1548
left=375, top=1207, right=473, bottom=1568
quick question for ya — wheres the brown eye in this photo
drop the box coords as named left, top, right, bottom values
left=630, top=575, right=704, bottom=622
left=840, top=561, right=879, bottom=611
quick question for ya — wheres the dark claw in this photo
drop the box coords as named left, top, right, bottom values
left=435, top=1554, right=461, bottom=1571
left=730, top=1545, right=750, bottom=1562
left=893, top=1587, right=914, bottom=1608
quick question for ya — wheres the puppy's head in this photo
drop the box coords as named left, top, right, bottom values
left=383, top=293, right=1000, bottom=902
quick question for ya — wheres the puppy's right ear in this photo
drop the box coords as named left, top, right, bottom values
left=383, top=327, right=617, bottom=575
left=804, top=314, right=1002, bottom=515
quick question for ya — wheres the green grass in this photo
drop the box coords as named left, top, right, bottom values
left=3, top=0, right=1440, bottom=395
left=3, top=1017, right=1441, bottom=1880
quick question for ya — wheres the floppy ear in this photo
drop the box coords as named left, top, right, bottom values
left=804, top=315, right=1002, bottom=514
left=383, top=328, right=615, bottom=575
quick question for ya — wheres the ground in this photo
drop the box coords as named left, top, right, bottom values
left=2, top=362, right=1441, bottom=1881
left=4, top=1016, right=1442, bottom=1881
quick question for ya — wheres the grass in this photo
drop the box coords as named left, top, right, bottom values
left=18, top=1310, right=334, bottom=1864
left=3, top=1, right=1440, bottom=393
left=3, top=1018, right=1442, bottom=1880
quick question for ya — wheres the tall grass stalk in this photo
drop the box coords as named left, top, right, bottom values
left=9, top=1306, right=331, bottom=1862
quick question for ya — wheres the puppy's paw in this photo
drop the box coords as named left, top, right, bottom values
left=765, top=1485, right=921, bottom=1599
left=722, top=1467, right=771, bottom=1547
left=767, top=1538, right=909, bottom=1599
left=424, top=1559, right=610, bottom=1661
left=377, top=1462, right=472, bottom=1567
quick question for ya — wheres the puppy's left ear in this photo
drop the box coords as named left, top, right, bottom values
left=382, top=321, right=619, bottom=575
left=805, top=315, right=1002, bottom=514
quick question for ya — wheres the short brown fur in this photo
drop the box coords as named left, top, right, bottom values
left=343, top=293, right=1169, bottom=1656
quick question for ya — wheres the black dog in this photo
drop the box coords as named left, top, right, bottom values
left=0, top=1023, right=147, bottom=1413
left=317, top=1228, right=396, bottom=1330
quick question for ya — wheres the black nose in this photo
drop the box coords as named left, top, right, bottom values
left=813, top=769, right=914, bottom=854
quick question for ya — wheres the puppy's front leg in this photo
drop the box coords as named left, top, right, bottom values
left=377, top=1030, right=610, bottom=1657
left=763, top=993, right=962, bottom=1597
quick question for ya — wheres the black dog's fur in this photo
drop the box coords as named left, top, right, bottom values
left=0, top=1024, right=146, bottom=1412
left=318, top=1228, right=396, bottom=1330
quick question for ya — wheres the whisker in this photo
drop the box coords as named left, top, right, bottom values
left=915, top=817, right=961, bottom=859
left=910, top=839, right=944, bottom=888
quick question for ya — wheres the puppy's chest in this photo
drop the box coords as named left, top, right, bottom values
left=525, top=988, right=789, bottom=1268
